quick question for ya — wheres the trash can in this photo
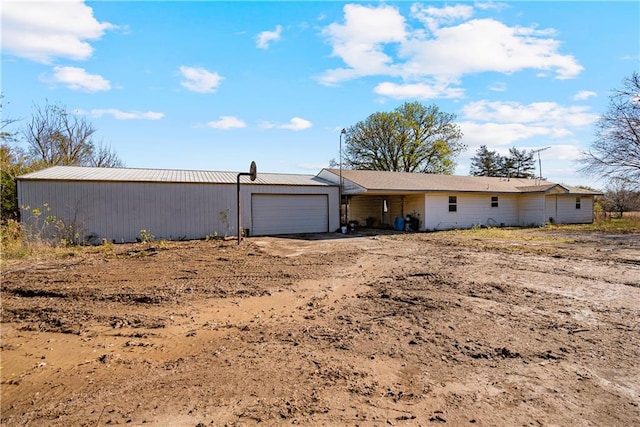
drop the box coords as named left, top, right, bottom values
left=394, top=216, right=405, bottom=231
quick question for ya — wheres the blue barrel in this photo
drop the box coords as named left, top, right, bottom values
left=394, top=216, right=405, bottom=231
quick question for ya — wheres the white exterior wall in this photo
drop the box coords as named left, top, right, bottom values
left=424, top=193, right=519, bottom=230
left=17, top=180, right=338, bottom=242
left=518, top=194, right=546, bottom=226
left=546, top=195, right=594, bottom=224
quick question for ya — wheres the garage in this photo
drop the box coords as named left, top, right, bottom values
left=17, top=166, right=339, bottom=242
left=251, top=194, right=330, bottom=236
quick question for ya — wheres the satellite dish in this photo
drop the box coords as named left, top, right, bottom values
left=249, top=161, right=257, bottom=181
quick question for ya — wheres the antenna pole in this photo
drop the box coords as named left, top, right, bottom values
left=531, top=146, right=551, bottom=181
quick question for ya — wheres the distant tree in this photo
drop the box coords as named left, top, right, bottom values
left=470, top=146, right=535, bottom=178
left=601, top=178, right=640, bottom=218
left=1, top=96, right=27, bottom=221
left=470, top=145, right=501, bottom=176
left=0, top=144, right=37, bottom=221
left=23, top=101, right=123, bottom=168
left=580, top=72, right=640, bottom=189
left=1, top=94, right=19, bottom=143
left=343, top=102, right=464, bottom=174
left=1, top=100, right=123, bottom=221
left=502, top=147, right=535, bottom=178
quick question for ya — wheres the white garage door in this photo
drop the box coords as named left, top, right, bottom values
left=252, top=194, right=329, bottom=236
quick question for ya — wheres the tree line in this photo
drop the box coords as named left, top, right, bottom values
left=469, top=145, right=536, bottom=178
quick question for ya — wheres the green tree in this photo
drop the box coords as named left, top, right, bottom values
left=343, top=102, right=464, bottom=174
left=502, top=147, right=535, bottom=178
left=470, top=145, right=501, bottom=176
left=0, top=144, right=39, bottom=221
left=580, top=72, right=640, bottom=188
left=470, top=146, right=536, bottom=178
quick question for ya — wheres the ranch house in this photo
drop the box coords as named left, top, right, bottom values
left=17, top=166, right=599, bottom=242
left=318, top=168, right=600, bottom=231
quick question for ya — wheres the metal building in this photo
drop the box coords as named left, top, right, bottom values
left=17, top=166, right=339, bottom=243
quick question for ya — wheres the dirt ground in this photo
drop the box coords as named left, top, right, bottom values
left=1, top=228, right=639, bottom=426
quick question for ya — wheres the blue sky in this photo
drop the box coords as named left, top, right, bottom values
left=2, top=1, right=638, bottom=188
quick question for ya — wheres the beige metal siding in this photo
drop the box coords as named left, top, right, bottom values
left=18, top=180, right=339, bottom=242
left=19, top=180, right=236, bottom=242
left=251, top=194, right=329, bottom=236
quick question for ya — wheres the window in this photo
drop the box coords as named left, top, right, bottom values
left=448, top=196, right=457, bottom=212
left=491, top=196, right=499, bottom=208
left=576, top=197, right=581, bottom=209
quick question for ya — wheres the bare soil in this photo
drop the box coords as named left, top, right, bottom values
left=1, top=228, right=639, bottom=426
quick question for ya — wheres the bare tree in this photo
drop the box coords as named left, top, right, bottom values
left=580, top=72, right=640, bottom=188
left=23, top=101, right=122, bottom=167
left=90, top=142, right=124, bottom=167
left=601, top=178, right=640, bottom=218
left=1, top=94, right=20, bottom=143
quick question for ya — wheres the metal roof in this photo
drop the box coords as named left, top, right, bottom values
left=321, top=169, right=601, bottom=195
left=18, top=166, right=334, bottom=187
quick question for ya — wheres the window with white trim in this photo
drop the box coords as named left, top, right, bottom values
left=491, top=196, right=499, bottom=208
left=576, top=197, right=581, bottom=209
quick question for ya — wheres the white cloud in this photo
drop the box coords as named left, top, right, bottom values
left=259, top=117, right=312, bottom=130
left=279, top=117, right=312, bottom=131
left=318, top=3, right=583, bottom=95
left=460, top=121, right=557, bottom=149
left=256, top=25, right=282, bottom=49
left=258, top=121, right=276, bottom=130
left=374, top=81, right=465, bottom=99
left=400, top=19, right=582, bottom=80
left=462, top=100, right=598, bottom=127
left=1, top=0, right=114, bottom=63
left=319, top=4, right=406, bottom=85
left=179, top=66, right=223, bottom=93
left=44, top=66, right=111, bottom=92
left=489, top=81, right=508, bottom=92
left=573, top=90, right=597, bottom=101
left=87, top=109, right=164, bottom=120
left=206, top=116, right=246, bottom=130
left=410, top=3, right=474, bottom=32
left=458, top=99, right=598, bottom=164
left=545, top=144, right=583, bottom=161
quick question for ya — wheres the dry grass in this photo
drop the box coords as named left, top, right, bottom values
left=0, top=220, right=79, bottom=263
left=554, top=213, right=640, bottom=233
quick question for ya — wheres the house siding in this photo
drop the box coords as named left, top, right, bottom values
left=547, top=195, right=594, bottom=224
left=424, top=193, right=520, bottom=230
left=518, top=194, right=546, bottom=226
left=17, top=180, right=338, bottom=242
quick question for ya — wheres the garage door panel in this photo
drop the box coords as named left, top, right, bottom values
left=252, top=194, right=328, bottom=235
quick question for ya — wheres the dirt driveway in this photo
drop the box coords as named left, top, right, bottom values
left=1, top=228, right=639, bottom=426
